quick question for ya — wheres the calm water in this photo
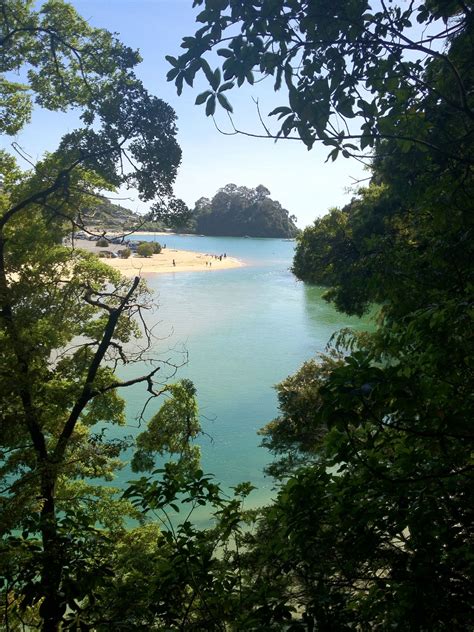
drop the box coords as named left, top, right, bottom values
left=113, top=235, right=369, bottom=508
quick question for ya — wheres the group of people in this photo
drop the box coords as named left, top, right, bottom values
left=205, top=252, right=227, bottom=266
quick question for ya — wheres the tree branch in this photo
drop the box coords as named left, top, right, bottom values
left=53, top=276, right=141, bottom=462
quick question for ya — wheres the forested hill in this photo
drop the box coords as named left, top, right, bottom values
left=82, top=197, right=166, bottom=232
left=191, top=184, right=299, bottom=238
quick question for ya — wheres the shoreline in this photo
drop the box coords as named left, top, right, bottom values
left=91, top=230, right=296, bottom=240
left=103, top=249, right=243, bottom=277
left=71, top=238, right=243, bottom=277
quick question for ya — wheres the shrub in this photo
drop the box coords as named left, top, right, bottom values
left=137, top=242, right=155, bottom=257
left=152, top=242, right=162, bottom=254
left=117, top=248, right=131, bottom=259
left=95, top=237, right=109, bottom=247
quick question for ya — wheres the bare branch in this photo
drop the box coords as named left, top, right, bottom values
left=53, top=276, right=141, bottom=462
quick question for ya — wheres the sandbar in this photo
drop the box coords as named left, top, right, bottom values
left=102, top=248, right=243, bottom=278
left=71, top=238, right=243, bottom=277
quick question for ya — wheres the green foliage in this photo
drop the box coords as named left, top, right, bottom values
left=116, top=467, right=264, bottom=631
left=0, top=2, right=194, bottom=629
left=132, top=379, right=201, bottom=475
left=255, top=321, right=474, bottom=628
left=259, top=354, right=343, bottom=478
left=192, top=183, right=299, bottom=238
left=167, top=1, right=474, bottom=628
left=170, top=0, right=474, bottom=162
left=292, top=186, right=398, bottom=316
left=136, top=241, right=155, bottom=257
left=0, top=165, right=201, bottom=628
left=81, top=197, right=180, bottom=233
left=81, top=196, right=144, bottom=231
left=117, top=247, right=131, bottom=259
left=136, top=240, right=162, bottom=257
left=1, top=0, right=184, bottom=220
left=2, top=1, right=474, bottom=630
left=95, top=237, right=109, bottom=247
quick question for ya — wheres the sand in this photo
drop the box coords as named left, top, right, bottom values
left=70, top=238, right=243, bottom=277
left=101, top=248, right=243, bottom=277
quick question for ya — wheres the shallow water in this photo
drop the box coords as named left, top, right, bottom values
left=111, top=235, right=370, bottom=508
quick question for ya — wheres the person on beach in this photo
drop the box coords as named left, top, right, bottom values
left=172, top=259, right=176, bottom=267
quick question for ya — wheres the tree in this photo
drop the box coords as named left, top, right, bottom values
left=136, top=241, right=162, bottom=257
left=136, top=241, right=155, bottom=257
left=117, top=247, right=131, bottom=258
left=192, top=183, right=299, bottom=237
left=259, top=354, right=343, bottom=479
left=132, top=379, right=201, bottom=475
left=2, top=0, right=189, bottom=225
left=165, top=2, right=474, bottom=628
left=168, top=1, right=473, bottom=162
left=0, top=2, right=195, bottom=630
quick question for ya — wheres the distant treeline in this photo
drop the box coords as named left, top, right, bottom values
left=85, top=185, right=299, bottom=238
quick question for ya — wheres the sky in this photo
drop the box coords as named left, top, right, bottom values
left=3, top=0, right=369, bottom=228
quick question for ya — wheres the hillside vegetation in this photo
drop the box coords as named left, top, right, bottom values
left=82, top=197, right=167, bottom=232
left=191, top=184, right=299, bottom=238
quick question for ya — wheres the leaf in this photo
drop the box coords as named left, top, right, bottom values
left=195, top=90, right=212, bottom=105
left=209, top=68, right=221, bottom=91
left=360, top=135, right=373, bottom=150
left=269, top=106, right=292, bottom=118
left=218, top=81, right=234, bottom=92
left=165, top=55, right=178, bottom=67
left=275, top=65, right=283, bottom=91
left=180, top=36, right=195, bottom=49
left=166, top=67, right=179, bottom=82
left=326, top=148, right=339, bottom=162
left=205, top=94, right=216, bottom=116
left=217, top=48, right=233, bottom=58
left=184, top=68, right=196, bottom=87
left=338, top=99, right=355, bottom=118
left=196, top=9, right=210, bottom=22
left=200, top=58, right=214, bottom=84
left=217, top=93, right=233, bottom=112
left=281, top=115, right=295, bottom=137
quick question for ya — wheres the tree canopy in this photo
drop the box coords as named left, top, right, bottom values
left=1, top=0, right=474, bottom=629
left=191, top=183, right=299, bottom=237
left=169, top=0, right=473, bottom=161
left=0, top=2, right=196, bottom=629
left=1, top=0, right=189, bottom=221
left=166, top=1, right=474, bottom=628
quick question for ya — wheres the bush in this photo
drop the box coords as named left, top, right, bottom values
left=152, top=242, right=162, bottom=254
left=137, top=242, right=155, bottom=257
left=117, top=248, right=131, bottom=259
left=95, top=238, right=109, bottom=247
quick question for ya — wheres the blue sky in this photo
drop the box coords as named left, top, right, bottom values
left=4, top=0, right=368, bottom=227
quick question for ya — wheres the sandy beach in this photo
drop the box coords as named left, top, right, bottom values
left=71, top=238, right=243, bottom=277
left=104, top=248, right=243, bottom=277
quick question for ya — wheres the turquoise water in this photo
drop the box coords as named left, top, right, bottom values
left=113, top=235, right=370, bottom=508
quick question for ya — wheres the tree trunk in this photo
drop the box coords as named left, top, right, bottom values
left=39, top=470, right=64, bottom=632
